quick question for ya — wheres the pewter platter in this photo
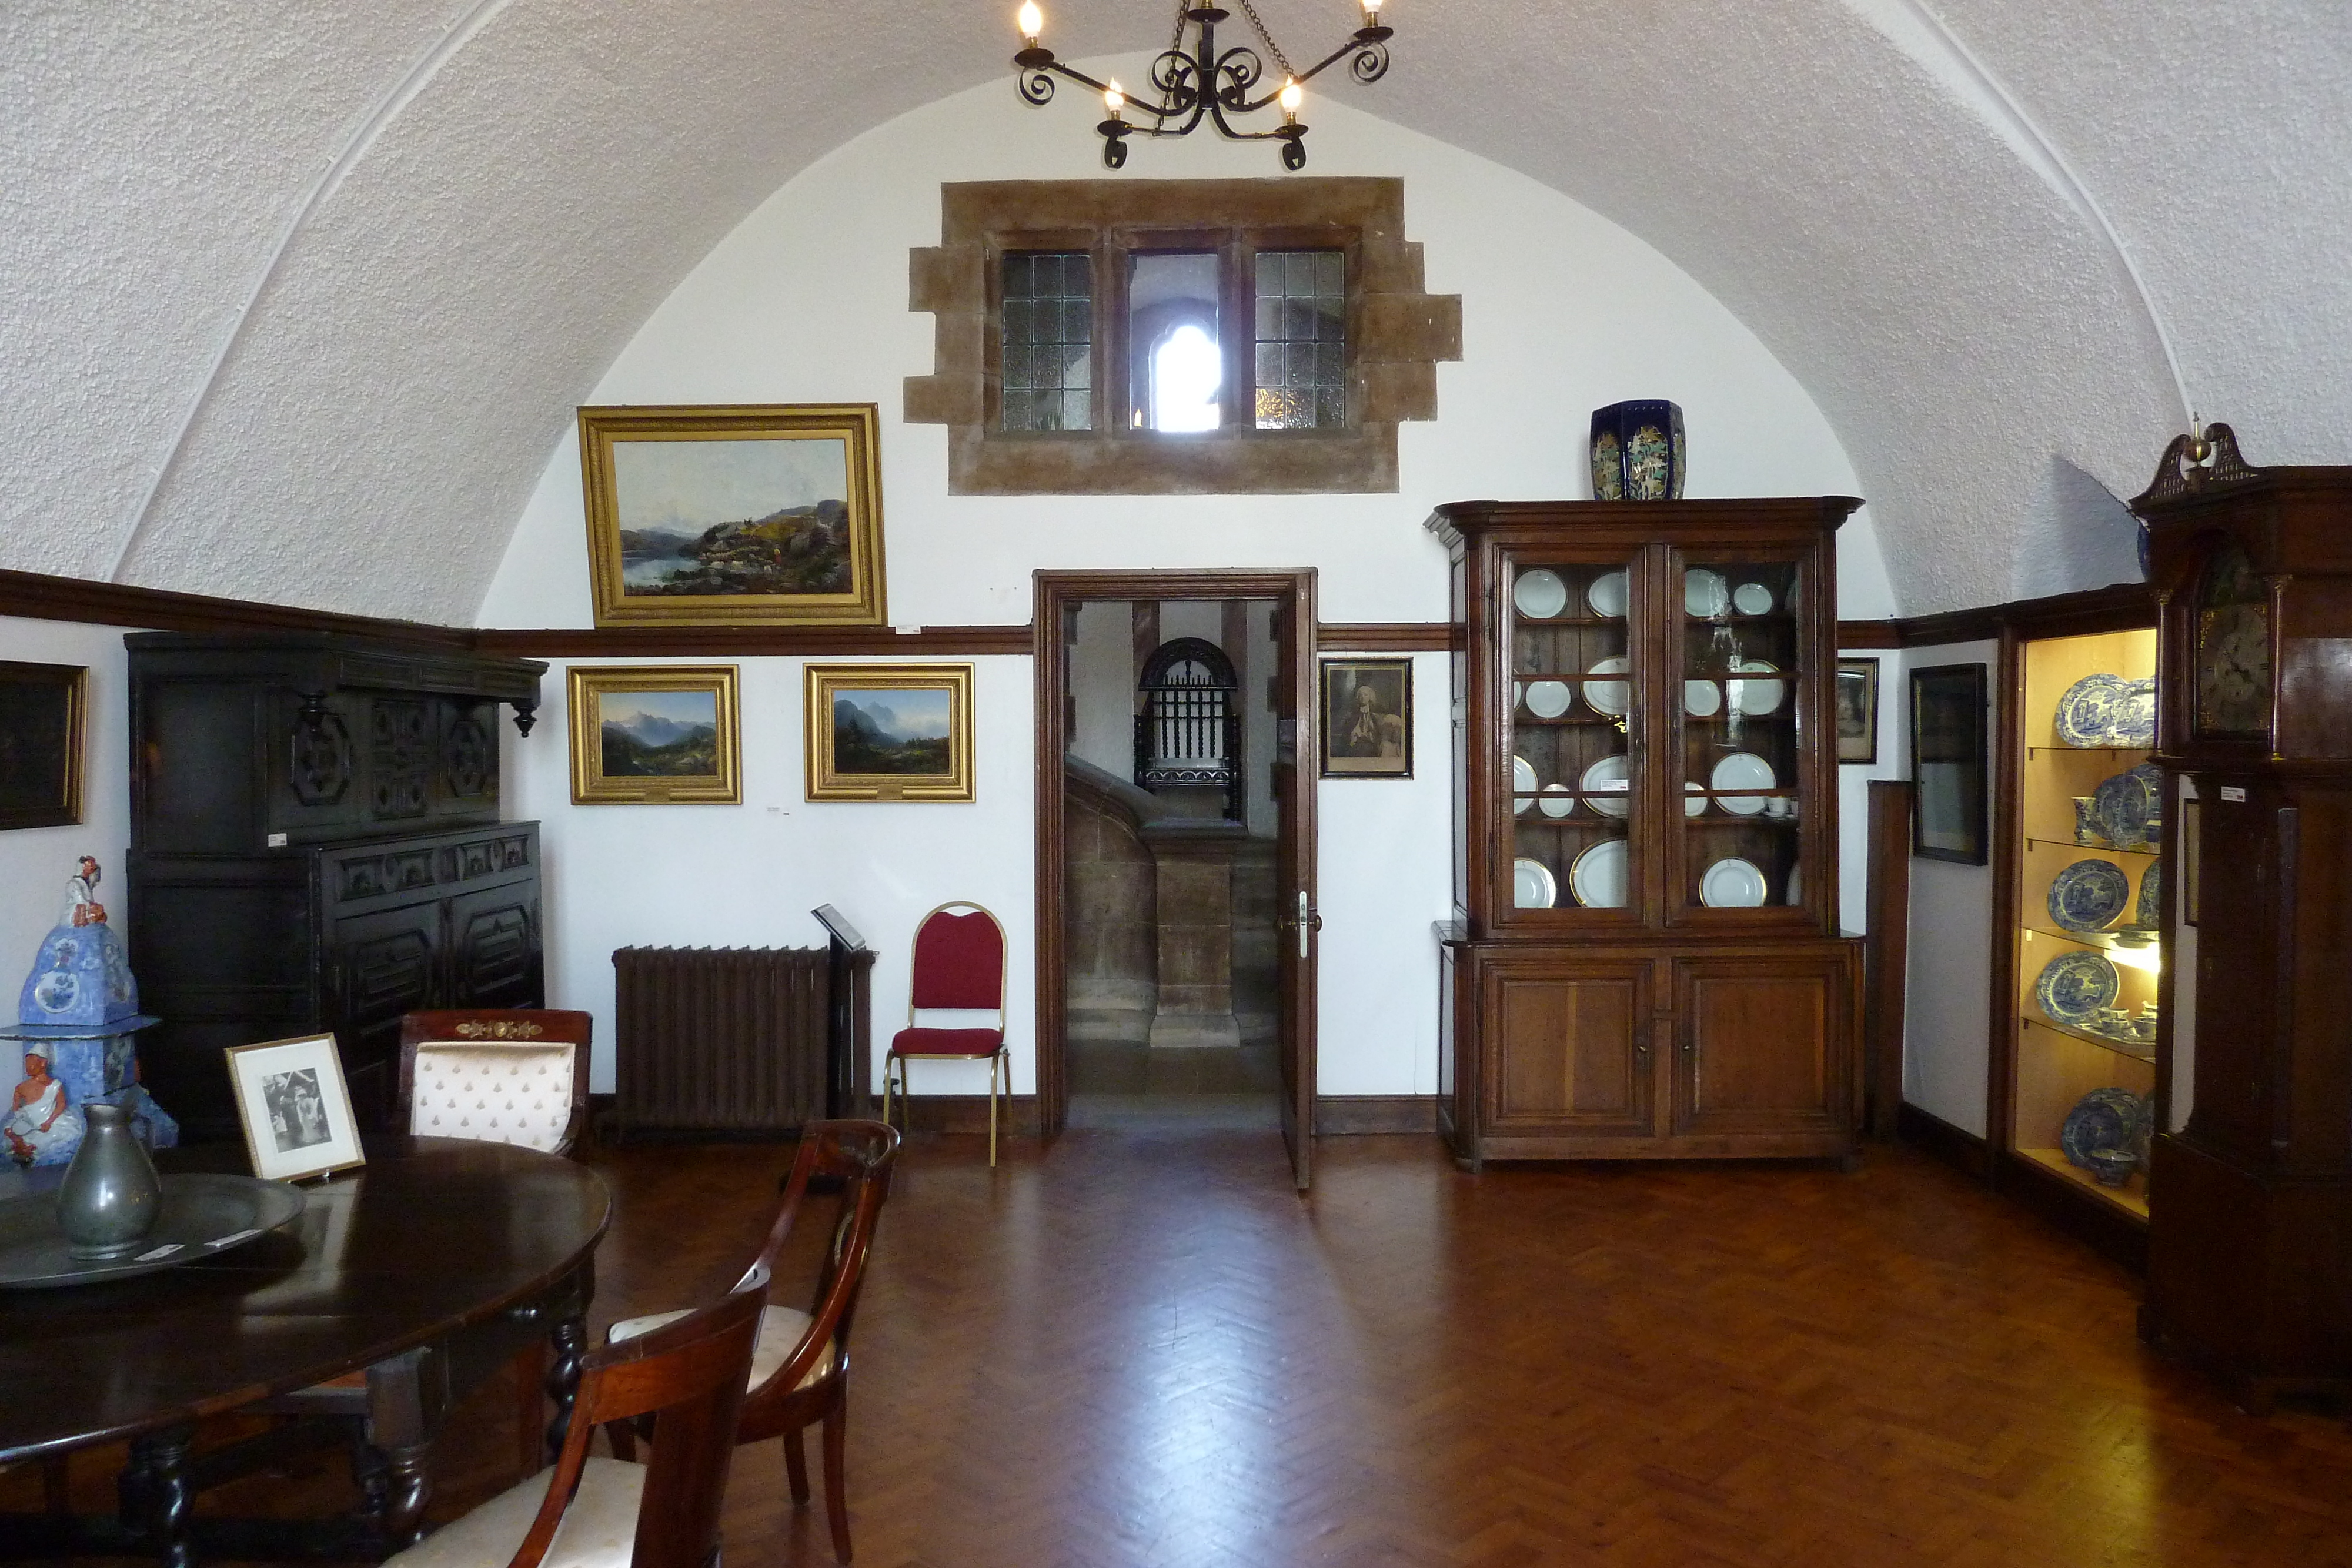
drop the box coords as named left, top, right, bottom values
left=0, top=1174, right=304, bottom=1289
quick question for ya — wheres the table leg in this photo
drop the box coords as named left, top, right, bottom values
left=364, top=1346, right=449, bottom=1550
left=543, top=1313, right=587, bottom=1465
left=123, top=1424, right=195, bottom=1568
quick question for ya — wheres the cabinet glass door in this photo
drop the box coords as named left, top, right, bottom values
left=1673, top=554, right=1804, bottom=912
left=1504, top=552, right=1642, bottom=918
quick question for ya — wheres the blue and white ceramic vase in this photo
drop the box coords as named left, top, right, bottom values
left=1590, top=400, right=1686, bottom=502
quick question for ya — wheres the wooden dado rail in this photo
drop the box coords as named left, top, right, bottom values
left=0, top=565, right=2153, bottom=655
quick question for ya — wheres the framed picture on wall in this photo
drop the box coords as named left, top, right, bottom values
left=0, top=661, right=87, bottom=830
left=1320, top=658, right=1412, bottom=778
left=225, top=1034, right=365, bottom=1182
left=806, top=664, right=975, bottom=802
left=1910, top=663, right=1988, bottom=864
left=1835, top=657, right=1880, bottom=764
left=578, top=403, right=886, bottom=628
left=566, top=666, right=743, bottom=804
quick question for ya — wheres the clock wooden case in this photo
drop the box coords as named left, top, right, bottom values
left=2132, top=425, right=2352, bottom=1409
left=1430, top=498, right=1865, bottom=1169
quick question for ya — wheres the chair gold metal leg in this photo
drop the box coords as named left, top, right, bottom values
left=987, top=1052, right=999, bottom=1167
left=881, top=1055, right=895, bottom=1134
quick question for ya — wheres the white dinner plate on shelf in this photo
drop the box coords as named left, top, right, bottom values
left=1733, top=581, right=1774, bottom=616
left=1583, top=656, right=1632, bottom=717
left=1786, top=861, right=1803, bottom=905
left=1512, top=755, right=1537, bottom=815
left=1684, top=781, right=1708, bottom=818
left=1684, top=678, right=1722, bottom=717
left=1581, top=755, right=1631, bottom=819
left=1512, top=857, right=1558, bottom=910
left=1513, top=569, right=1569, bottom=620
left=1710, top=751, right=1775, bottom=814
left=1570, top=840, right=1629, bottom=907
left=1524, top=679, right=1572, bottom=718
left=1700, top=857, right=1769, bottom=908
left=1587, top=570, right=1629, bottom=618
left=1728, top=658, right=1785, bottom=716
left=1684, top=568, right=1730, bottom=619
left=1538, top=783, right=1575, bottom=818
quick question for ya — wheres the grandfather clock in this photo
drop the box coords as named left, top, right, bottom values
left=2133, top=425, right=2352, bottom=1412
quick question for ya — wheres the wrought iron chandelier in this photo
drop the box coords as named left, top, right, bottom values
left=1013, top=0, right=1394, bottom=170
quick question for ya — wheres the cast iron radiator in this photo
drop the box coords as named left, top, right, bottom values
left=610, top=945, right=830, bottom=1138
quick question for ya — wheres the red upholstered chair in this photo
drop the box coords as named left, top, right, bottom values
left=881, top=901, right=1011, bottom=1165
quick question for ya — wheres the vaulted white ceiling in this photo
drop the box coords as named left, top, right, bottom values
left=4, top=0, right=2344, bottom=620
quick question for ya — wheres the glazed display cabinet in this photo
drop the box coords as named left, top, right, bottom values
left=1993, top=618, right=2164, bottom=1235
left=1430, top=497, right=1865, bottom=1169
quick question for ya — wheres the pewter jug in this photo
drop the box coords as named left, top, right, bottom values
left=57, top=1102, right=162, bottom=1259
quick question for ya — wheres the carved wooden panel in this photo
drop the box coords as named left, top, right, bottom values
left=1489, top=962, right=1654, bottom=1136
left=1672, top=959, right=1840, bottom=1136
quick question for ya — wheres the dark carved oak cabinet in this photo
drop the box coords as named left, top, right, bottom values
left=126, top=634, right=548, bottom=1140
left=1430, top=499, right=1865, bottom=1168
left=2132, top=427, right=2352, bottom=1409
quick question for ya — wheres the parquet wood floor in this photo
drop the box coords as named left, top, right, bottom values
left=14, top=1129, right=2352, bottom=1566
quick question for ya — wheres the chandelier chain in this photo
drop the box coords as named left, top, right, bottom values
left=1234, top=0, right=1296, bottom=78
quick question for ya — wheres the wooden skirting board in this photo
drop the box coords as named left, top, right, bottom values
left=1314, top=1095, right=1441, bottom=1135
left=1895, top=1101, right=1991, bottom=1179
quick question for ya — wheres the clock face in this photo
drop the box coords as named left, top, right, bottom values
left=2194, top=545, right=2271, bottom=737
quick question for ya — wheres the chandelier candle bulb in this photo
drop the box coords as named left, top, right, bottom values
left=1104, top=80, right=1125, bottom=117
left=1017, top=1, right=1041, bottom=43
left=1281, top=78, right=1302, bottom=122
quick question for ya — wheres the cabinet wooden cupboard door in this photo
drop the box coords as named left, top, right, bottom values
left=1487, top=959, right=1654, bottom=1138
left=1429, top=497, right=1865, bottom=1168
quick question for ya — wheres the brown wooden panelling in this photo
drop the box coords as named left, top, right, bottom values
left=1863, top=780, right=1915, bottom=1140
left=1836, top=619, right=1901, bottom=649
left=1985, top=626, right=2025, bottom=1162
left=1312, top=1094, right=1439, bottom=1134
left=1317, top=621, right=1462, bottom=652
left=1896, top=1098, right=1993, bottom=1179
left=1899, top=581, right=2156, bottom=647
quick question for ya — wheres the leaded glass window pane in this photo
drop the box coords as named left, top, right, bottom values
left=1254, top=249, right=1345, bottom=429
left=1001, top=251, right=1093, bottom=431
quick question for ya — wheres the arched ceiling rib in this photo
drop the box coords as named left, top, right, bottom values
left=2, top=0, right=2345, bottom=620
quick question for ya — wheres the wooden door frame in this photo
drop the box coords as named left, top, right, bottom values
left=1032, top=568, right=1319, bottom=1139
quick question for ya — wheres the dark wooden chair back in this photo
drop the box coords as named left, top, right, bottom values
left=396, top=1009, right=593, bottom=1154
left=516, top=1272, right=766, bottom=1568
left=738, top=1119, right=900, bottom=1434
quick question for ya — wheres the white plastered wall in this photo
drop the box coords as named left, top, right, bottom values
left=1897, top=640, right=2000, bottom=1136
left=478, top=71, right=1897, bottom=1099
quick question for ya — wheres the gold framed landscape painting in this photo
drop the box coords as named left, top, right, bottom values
left=579, top=403, right=886, bottom=628
left=567, top=666, right=743, bottom=804
left=806, top=664, right=975, bottom=803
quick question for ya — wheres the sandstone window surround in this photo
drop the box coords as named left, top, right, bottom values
left=906, top=178, right=1462, bottom=496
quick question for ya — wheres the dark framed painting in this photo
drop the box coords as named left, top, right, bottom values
left=1321, top=658, right=1412, bottom=778
left=579, top=403, right=886, bottom=628
left=0, top=661, right=87, bottom=830
left=1835, top=657, right=1880, bottom=764
left=1910, top=663, right=1988, bottom=864
left=806, top=664, right=975, bottom=803
left=566, top=666, right=743, bottom=804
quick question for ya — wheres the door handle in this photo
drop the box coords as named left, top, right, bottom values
left=1294, top=890, right=1321, bottom=957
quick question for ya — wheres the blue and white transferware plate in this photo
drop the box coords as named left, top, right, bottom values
left=2035, top=950, right=2119, bottom=1026
left=2054, top=673, right=2128, bottom=748
left=2136, top=861, right=2162, bottom=929
left=2110, top=678, right=2157, bottom=747
left=2095, top=762, right=2166, bottom=850
left=2048, top=858, right=2131, bottom=931
left=2060, top=1088, right=2150, bottom=1170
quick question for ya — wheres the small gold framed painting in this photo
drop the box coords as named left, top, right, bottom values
left=805, top=664, right=975, bottom=803
left=567, top=666, right=743, bottom=805
left=225, top=1034, right=366, bottom=1182
left=578, top=403, right=887, bottom=628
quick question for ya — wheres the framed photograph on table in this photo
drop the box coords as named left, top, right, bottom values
left=1321, top=658, right=1412, bottom=778
left=1910, top=663, right=1988, bottom=864
left=1835, top=657, right=1880, bottom=764
left=567, top=666, right=742, bottom=805
left=226, top=1034, right=365, bottom=1182
left=806, top=664, right=975, bottom=802
left=0, top=661, right=86, bottom=830
left=578, top=403, right=886, bottom=628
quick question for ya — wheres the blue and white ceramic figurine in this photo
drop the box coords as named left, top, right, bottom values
left=5, top=860, right=172, bottom=1168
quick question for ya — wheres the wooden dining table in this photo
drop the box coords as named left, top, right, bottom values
left=0, top=1135, right=612, bottom=1566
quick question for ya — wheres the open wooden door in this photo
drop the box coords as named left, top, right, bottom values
left=1271, top=584, right=1319, bottom=1190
